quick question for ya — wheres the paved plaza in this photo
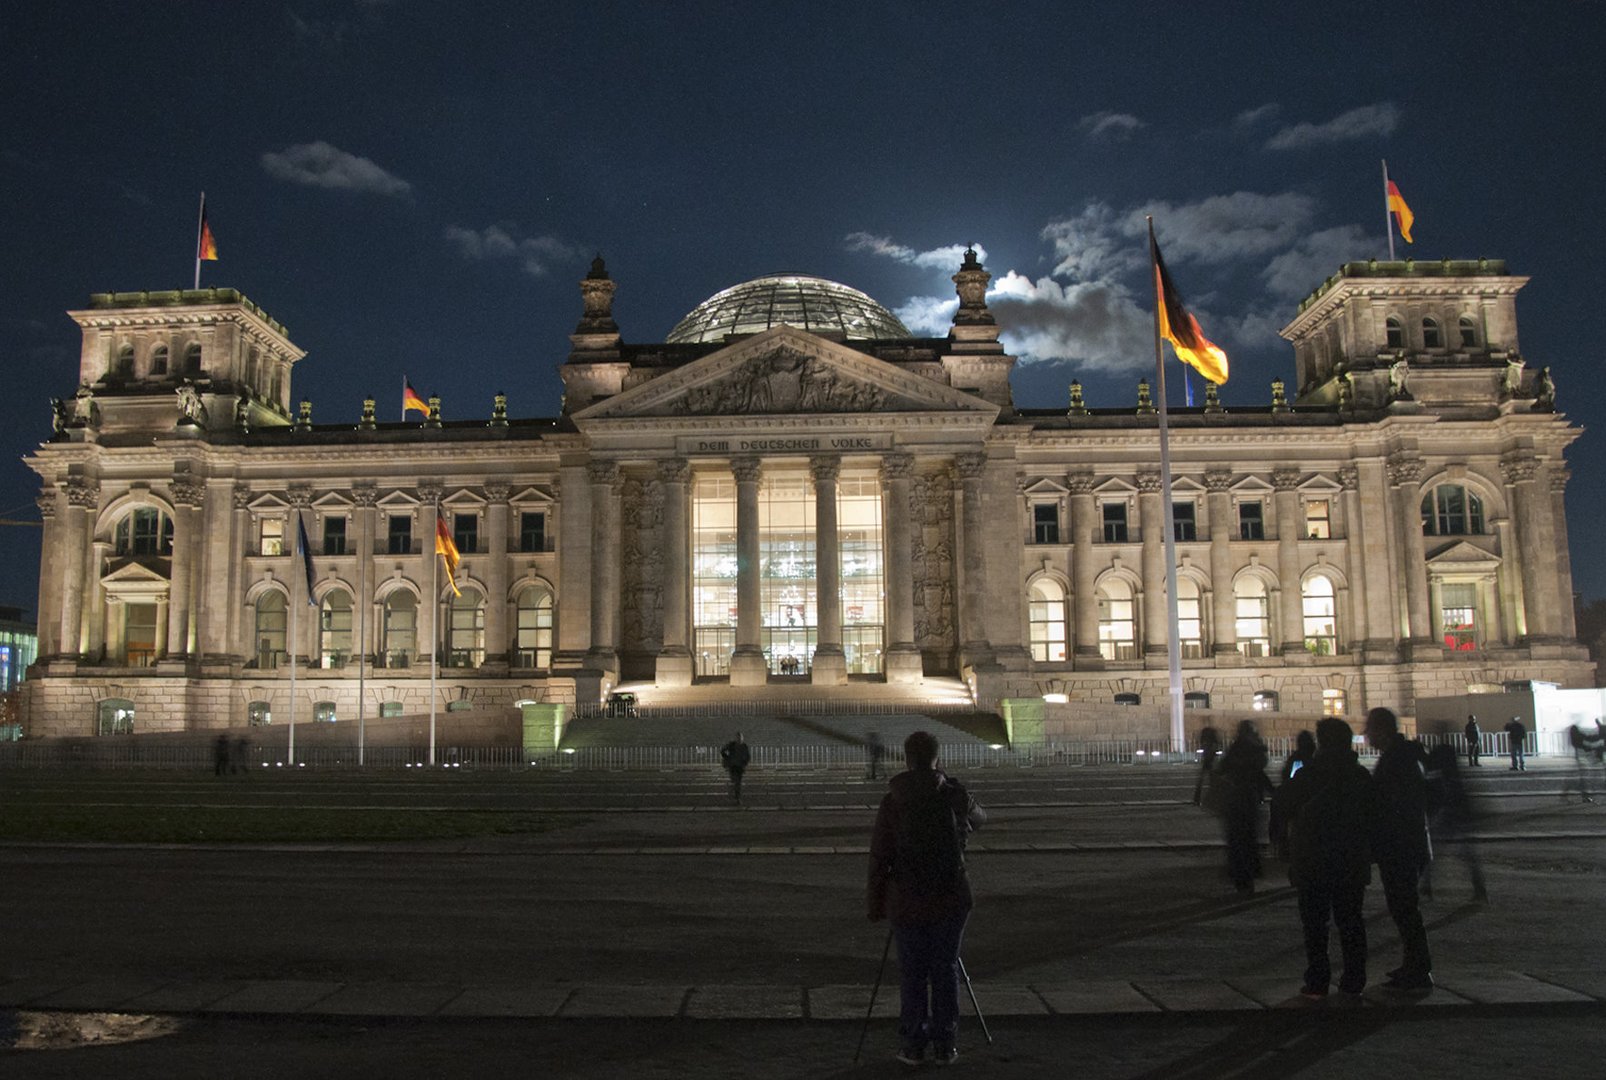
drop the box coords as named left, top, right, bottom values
left=2, top=759, right=1604, bottom=1076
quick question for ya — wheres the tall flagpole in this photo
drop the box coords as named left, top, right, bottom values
left=1148, top=218, right=1186, bottom=754
left=357, top=525, right=367, bottom=767
left=429, top=501, right=439, bottom=766
left=193, top=193, right=206, bottom=290
left=1382, top=160, right=1396, bottom=261
left=288, top=514, right=299, bottom=767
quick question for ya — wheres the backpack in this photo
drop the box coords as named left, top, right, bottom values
left=893, top=779, right=965, bottom=894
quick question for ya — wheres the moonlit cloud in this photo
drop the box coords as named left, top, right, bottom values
left=261, top=141, right=412, bottom=196
left=1078, top=111, right=1145, bottom=140
left=1135, top=192, right=1318, bottom=263
left=844, top=232, right=986, bottom=270
left=1233, top=103, right=1280, bottom=130
left=1261, top=224, right=1370, bottom=299
left=444, top=224, right=579, bottom=276
left=1265, top=103, right=1400, bottom=150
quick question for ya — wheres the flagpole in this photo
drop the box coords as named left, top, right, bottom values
left=1382, top=160, right=1396, bottom=261
left=429, top=500, right=439, bottom=766
left=401, top=376, right=406, bottom=422
left=288, top=514, right=298, bottom=767
left=194, top=192, right=206, bottom=290
left=1148, top=218, right=1186, bottom=755
left=357, top=524, right=367, bottom=767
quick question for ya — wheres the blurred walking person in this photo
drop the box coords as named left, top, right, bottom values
left=1424, top=744, right=1488, bottom=901
left=720, top=731, right=751, bottom=803
left=1566, top=724, right=1597, bottom=803
left=867, top=730, right=886, bottom=781
left=1192, top=726, right=1221, bottom=807
left=1464, top=715, right=1482, bottom=768
left=1367, top=707, right=1434, bottom=991
left=213, top=732, right=231, bottom=776
left=1218, top=720, right=1274, bottom=893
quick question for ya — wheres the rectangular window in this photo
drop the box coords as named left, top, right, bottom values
left=1305, top=499, right=1331, bottom=539
left=1033, top=503, right=1059, bottom=545
left=1172, top=501, right=1197, bottom=542
left=519, top=511, right=547, bottom=553
left=322, top=516, right=347, bottom=555
left=1322, top=689, right=1347, bottom=718
left=692, top=475, right=738, bottom=677
left=1238, top=500, right=1265, bottom=540
left=387, top=514, right=413, bottom=554
left=1102, top=502, right=1129, bottom=543
left=1441, top=582, right=1478, bottom=650
left=258, top=517, right=284, bottom=556
left=453, top=512, right=479, bottom=554
left=1178, top=589, right=1203, bottom=658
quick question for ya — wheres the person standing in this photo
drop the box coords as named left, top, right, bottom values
left=720, top=731, right=751, bottom=803
left=1366, top=707, right=1434, bottom=991
left=867, top=730, right=886, bottom=781
left=868, top=731, right=985, bottom=1067
left=212, top=732, right=231, bottom=777
left=1566, top=724, right=1596, bottom=803
left=1503, top=716, right=1527, bottom=771
left=1193, top=726, right=1221, bottom=807
left=1464, top=715, right=1482, bottom=768
left=1217, top=720, right=1274, bottom=893
left=1275, top=717, right=1377, bottom=1000
left=1269, top=730, right=1317, bottom=861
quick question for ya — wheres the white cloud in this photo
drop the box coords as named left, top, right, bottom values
left=1078, top=111, right=1145, bottom=140
left=1233, top=103, right=1280, bottom=130
left=444, top=224, right=578, bottom=276
left=1041, top=203, right=1147, bottom=281
left=989, top=272, right=1153, bottom=372
left=1265, top=103, right=1399, bottom=150
left=261, top=141, right=412, bottom=197
left=1261, top=224, right=1370, bottom=300
left=1136, top=191, right=1317, bottom=263
left=845, top=232, right=986, bottom=270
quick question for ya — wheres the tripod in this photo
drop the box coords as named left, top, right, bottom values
left=853, top=928, right=993, bottom=1063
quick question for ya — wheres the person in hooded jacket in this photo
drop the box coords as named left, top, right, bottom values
left=1367, top=706, right=1434, bottom=991
left=867, top=730, right=986, bottom=1067
left=1275, top=717, right=1377, bottom=999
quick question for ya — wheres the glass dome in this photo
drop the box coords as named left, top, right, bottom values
left=666, top=275, right=911, bottom=344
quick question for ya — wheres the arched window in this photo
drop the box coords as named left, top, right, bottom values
left=97, top=698, right=136, bottom=736
left=1235, top=577, right=1271, bottom=657
left=1302, top=574, right=1338, bottom=656
left=247, top=701, right=272, bottom=726
left=150, top=345, right=169, bottom=376
left=113, top=507, right=174, bottom=557
left=1458, top=317, right=1477, bottom=348
left=1385, top=317, right=1404, bottom=349
left=1097, top=579, right=1137, bottom=661
left=1422, top=317, right=1442, bottom=349
left=515, top=585, right=554, bottom=669
left=314, top=701, right=337, bottom=723
left=114, top=344, right=134, bottom=379
left=1253, top=690, right=1280, bottom=712
left=1184, top=691, right=1211, bottom=709
left=319, top=589, right=353, bottom=668
left=379, top=701, right=404, bottom=718
left=181, top=342, right=202, bottom=376
left=1028, top=578, right=1067, bottom=663
left=1421, top=485, right=1485, bottom=536
left=382, top=592, right=417, bottom=668
left=1113, top=692, right=1141, bottom=706
left=446, top=588, right=485, bottom=668
left=245, top=348, right=259, bottom=389
left=1176, top=577, right=1204, bottom=658
left=254, top=592, right=287, bottom=669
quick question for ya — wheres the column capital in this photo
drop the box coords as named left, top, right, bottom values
left=585, top=461, right=621, bottom=488
left=954, top=452, right=986, bottom=481
left=1338, top=466, right=1360, bottom=491
left=171, top=476, right=205, bottom=508
left=657, top=458, right=691, bottom=485
left=1067, top=471, right=1096, bottom=496
left=1203, top=469, right=1233, bottom=492
left=730, top=456, right=762, bottom=485
left=1386, top=453, right=1423, bottom=487
left=1135, top=470, right=1162, bottom=494
left=1549, top=467, right=1570, bottom=494
left=1500, top=452, right=1540, bottom=485
left=287, top=486, right=313, bottom=509
left=808, top=455, right=841, bottom=484
left=232, top=485, right=253, bottom=510
left=482, top=482, right=511, bottom=504
left=882, top=453, right=914, bottom=481
left=415, top=482, right=443, bottom=504
left=1272, top=468, right=1302, bottom=492
left=36, top=489, right=57, bottom=519
left=350, top=483, right=379, bottom=508
left=64, top=477, right=99, bottom=509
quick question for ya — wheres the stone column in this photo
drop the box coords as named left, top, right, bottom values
left=231, top=486, right=253, bottom=661
left=1204, top=470, right=1236, bottom=656
left=351, top=485, right=378, bottom=665
left=1137, top=470, right=1166, bottom=659
left=555, top=465, right=592, bottom=666
left=729, top=456, right=768, bottom=686
left=58, top=478, right=97, bottom=659
left=414, top=485, right=440, bottom=668
left=584, top=463, right=621, bottom=673
left=956, top=452, right=993, bottom=665
left=1273, top=469, right=1306, bottom=654
left=483, top=483, right=510, bottom=671
left=34, top=491, right=59, bottom=656
left=810, top=455, right=847, bottom=685
left=1550, top=468, right=1577, bottom=639
left=1355, top=460, right=1398, bottom=651
left=883, top=453, right=922, bottom=683
left=197, top=480, right=237, bottom=663
left=1503, top=452, right=1556, bottom=642
left=87, top=540, right=110, bottom=661
left=656, top=459, right=693, bottom=687
left=1069, top=473, right=1098, bottom=658
left=1388, top=454, right=1435, bottom=649
left=1337, top=467, right=1368, bottom=656
left=166, top=477, right=204, bottom=660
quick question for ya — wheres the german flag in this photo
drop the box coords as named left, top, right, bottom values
left=1150, top=223, right=1229, bottom=385
left=1386, top=180, right=1414, bottom=244
left=403, top=378, right=429, bottom=416
left=435, top=514, right=461, bottom=597
left=197, top=204, right=218, bottom=261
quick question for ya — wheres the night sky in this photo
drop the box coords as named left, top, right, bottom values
left=4, top=1, right=1604, bottom=619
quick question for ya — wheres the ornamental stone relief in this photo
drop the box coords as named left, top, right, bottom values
left=670, top=349, right=901, bottom=415
left=619, top=474, right=665, bottom=653
left=910, top=468, right=956, bottom=658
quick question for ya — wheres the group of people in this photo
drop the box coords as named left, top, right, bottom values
left=1461, top=713, right=1533, bottom=771
left=211, top=732, right=253, bottom=776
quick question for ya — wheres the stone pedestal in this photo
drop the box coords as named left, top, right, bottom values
left=884, top=645, right=924, bottom=684
left=809, top=646, right=847, bottom=686
left=729, top=648, right=768, bottom=686
left=655, top=648, right=694, bottom=687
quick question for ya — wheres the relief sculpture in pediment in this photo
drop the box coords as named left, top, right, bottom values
left=678, top=349, right=891, bottom=415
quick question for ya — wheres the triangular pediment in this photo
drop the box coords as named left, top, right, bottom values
left=1426, top=540, right=1501, bottom=571
left=573, top=326, right=998, bottom=422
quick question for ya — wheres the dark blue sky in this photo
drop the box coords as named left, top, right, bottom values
left=4, top=0, right=1604, bottom=614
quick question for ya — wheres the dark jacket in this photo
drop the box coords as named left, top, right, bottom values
left=868, top=768, right=985, bottom=925
left=1372, top=736, right=1431, bottom=867
left=720, top=740, right=750, bottom=771
left=1218, top=734, right=1274, bottom=809
left=1273, top=746, right=1376, bottom=888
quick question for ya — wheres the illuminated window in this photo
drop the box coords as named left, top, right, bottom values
left=1114, top=692, right=1141, bottom=706
left=1322, top=689, right=1347, bottom=718
left=837, top=471, right=885, bottom=675
left=379, top=701, right=404, bottom=718
left=446, top=588, right=485, bottom=668
left=1422, top=317, right=1442, bottom=349
left=692, top=474, right=737, bottom=677
left=1440, top=582, right=1478, bottom=650
left=382, top=592, right=416, bottom=667
left=515, top=585, right=554, bottom=669
left=1028, top=578, right=1067, bottom=663
left=1097, top=579, right=1137, bottom=660
left=1302, top=574, right=1338, bottom=656
left=1421, top=485, right=1484, bottom=536
left=258, top=517, right=283, bottom=556
left=1235, top=577, right=1271, bottom=657
left=319, top=589, right=352, bottom=668
left=248, top=701, right=272, bottom=726
left=97, top=698, right=135, bottom=736
left=1184, top=691, right=1211, bottom=709
left=1253, top=690, right=1280, bottom=712
left=114, top=507, right=173, bottom=557
left=314, top=701, right=337, bottom=723
left=1177, top=577, right=1204, bottom=658
left=1305, top=498, right=1331, bottom=539
left=254, top=592, right=286, bottom=669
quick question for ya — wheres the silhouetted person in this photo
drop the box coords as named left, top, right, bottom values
left=866, top=730, right=886, bottom=780
left=1424, top=744, right=1487, bottom=900
left=1464, top=715, right=1482, bottom=767
left=1270, top=730, right=1317, bottom=860
left=720, top=731, right=751, bottom=803
left=1503, top=716, right=1527, bottom=771
left=1275, top=717, right=1377, bottom=999
left=1218, top=720, right=1274, bottom=893
left=1193, top=726, right=1221, bottom=807
left=1566, top=724, right=1596, bottom=803
left=233, top=736, right=251, bottom=775
left=868, top=730, right=986, bottom=1067
left=1367, top=707, right=1434, bottom=990
left=213, top=733, right=231, bottom=776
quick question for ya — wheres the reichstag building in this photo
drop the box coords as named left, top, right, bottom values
left=21, top=250, right=1591, bottom=736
